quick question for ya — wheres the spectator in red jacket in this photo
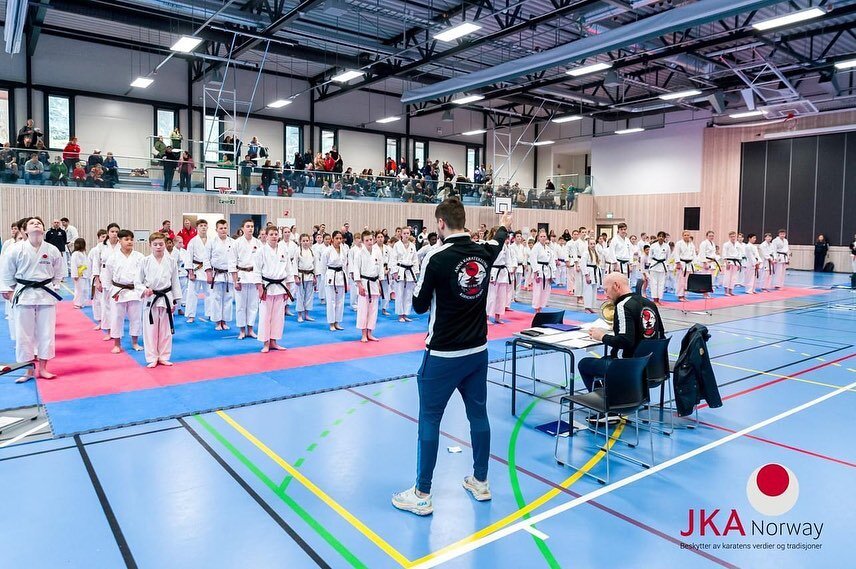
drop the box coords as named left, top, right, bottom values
left=72, top=162, right=86, bottom=187
left=323, top=152, right=335, bottom=172
left=63, top=137, right=81, bottom=175
left=160, top=220, right=176, bottom=240
left=177, top=218, right=197, bottom=244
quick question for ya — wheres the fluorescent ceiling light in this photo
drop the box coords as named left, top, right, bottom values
left=615, top=127, right=644, bottom=135
left=376, top=116, right=401, bottom=124
left=331, top=69, right=363, bottom=83
left=434, top=22, right=481, bottom=42
left=171, top=36, right=203, bottom=53
left=267, top=99, right=292, bottom=108
left=834, top=58, right=856, bottom=70
left=453, top=94, right=485, bottom=105
left=659, top=89, right=702, bottom=100
left=130, top=77, right=154, bottom=88
left=552, top=115, right=583, bottom=124
left=729, top=110, right=765, bottom=119
left=566, top=62, right=612, bottom=77
left=532, top=140, right=555, bottom=146
left=462, top=129, right=486, bottom=136
left=752, top=7, right=825, bottom=31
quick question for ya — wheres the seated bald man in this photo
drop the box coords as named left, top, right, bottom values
left=580, top=272, right=665, bottom=400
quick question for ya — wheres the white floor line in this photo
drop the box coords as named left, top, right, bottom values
left=413, top=378, right=856, bottom=568
left=522, top=526, right=549, bottom=541
left=0, top=421, right=49, bottom=448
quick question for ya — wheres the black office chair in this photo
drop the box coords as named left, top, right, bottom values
left=554, top=355, right=653, bottom=484
left=498, top=310, right=570, bottom=394
left=632, top=338, right=675, bottom=435
left=531, top=310, right=565, bottom=327
left=683, top=273, right=713, bottom=315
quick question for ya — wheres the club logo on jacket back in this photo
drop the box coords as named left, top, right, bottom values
left=455, top=257, right=487, bottom=299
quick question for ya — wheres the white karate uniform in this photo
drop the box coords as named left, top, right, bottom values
left=390, top=240, right=419, bottom=317
left=504, top=243, right=518, bottom=310
left=529, top=242, right=554, bottom=310
left=347, top=244, right=362, bottom=310
left=103, top=250, right=145, bottom=339
left=87, top=245, right=102, bottom=322
left=735, top=242, right=747, bottom=286
left=486, top=244, right=512, bottom=318
left=312, top=243, right=327, bottom=304
left=254, top=242, right=294, bottom=342
left=771, top=236, right=789, bottom=288
left=674, top=240, right=697, bottom=297
left=512, top=243, right=527, bottom=301
left=699, top=239, right=719, bottom=275
left=323, top=245, right=349, bottom=324
left=354, top=246, right=383, bottom=330
left=96, top=240, right=121, bottom=331
left=296, top=247, right=317, bottom=313
left=1, top=239, right=20, bottom=340
left=139, top=254, right=182, bottom=364
left=281, top=239, right=300, bottom=309
left=580, top=247, right=602, bottom=310
left=759, top=240, right=776, bottom=290
left=205, top=236, right=237, bottom=323
left=170, top=247, right=186, bottom=307
left=552, top=242, right=567, bottom=286
left=0, top=240, right=66, bottom=363
left=609, top=235, right=632, bottom=278
left=629, top=242, right=642, bottom=286
left=648, top=242, right=670, bottom=300
left=377, top=244, right=392, bottom=312
left=184, top=235, right=209, bottom=319
left=744, top=242, right=760, bottom=293
left=234, top=236, right=262, bottom=329
left=722, top=240, right=742, bottom=291
left=70, top=250, right=89, bottom=307
left=563, top=240, right=577, bottom=294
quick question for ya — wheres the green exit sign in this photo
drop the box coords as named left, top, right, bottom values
left=218, top=197, right=236, bottom=205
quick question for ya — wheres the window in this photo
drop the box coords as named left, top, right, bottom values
left=46, top=94, right=72, bottom=149
left=466, top=148, right=478, bottom=180
left=320, top=129, right=336, bottom=153
left=156, top=109, right=176, bottom=139
left=385, top=137, right=399, bottom=163
left=0, top=90, right=9, bottom=147
left=285, top=125, right=302, bottom=162
left=413, top=140, right=426, bottom=169
left=204, top=115, right=220, bottom=163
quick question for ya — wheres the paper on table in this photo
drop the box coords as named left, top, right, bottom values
left=581, top=318, right=610, bottom=331
left=560, top=337, right=602, bottom=349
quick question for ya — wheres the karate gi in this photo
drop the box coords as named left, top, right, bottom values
left=139, top=254, right=182, bottom=364
left=70, top=250, right=89, bottom=307
left=354, top=246, right=383, bottom=331
left=744, top=242, right=760, bottom=293
left=771, top=236, right=789, bottom=288
left=254, top=242, right=294, bottom=343
left=529, top=242, right=555, bottom=310
left=580, top=246, right=602, bottom=310
left=234, top=236, right=262, bottom=329
left=296, top=247, right=317, bottom=313
left=281, top=239, right=300, bottom=311
left=758, top=240, right=776, bottom=290
left=609, top=234, right=633, bottom=278
left=390, top=240, right=419, bottom=317
left=674, top=239, right=697, bottom=298
left=205, top=236, right=237, bottom=323
left=722, top=240, right=742, bottom=291
left=1, top=239, right=21, bottom=340
left=184, top=235, right=209, bottom=319
left=347, top=244, right=362, bottom=310
left=647, top=242, right=670, bottom=300
left=553, top=241, right=567, bottom=286
left=103, top=250, right=145, bottom=339
left=486, top=243, right=512, bottom=318
left=312, top=242, right=327, bottom=304
left=96, top=240, right=121, bottom=331
left=323, top=245, right=349, bottom=324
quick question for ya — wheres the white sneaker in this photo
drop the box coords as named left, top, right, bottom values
left=392, top=487, right=433, bottom=516
left=463, top=476, right=492, bottom=501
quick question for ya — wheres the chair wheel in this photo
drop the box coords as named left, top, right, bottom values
left=556, top=460, right=564, bottom=466
left=664, top=431, right=671, bottom=437
left=597, top=479, right=606, bottom=485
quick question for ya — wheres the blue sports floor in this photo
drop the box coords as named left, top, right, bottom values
left=0, top=271, right=854, bottom=568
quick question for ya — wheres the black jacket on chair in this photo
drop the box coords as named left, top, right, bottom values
left=673, top=324, right=722, bottom=416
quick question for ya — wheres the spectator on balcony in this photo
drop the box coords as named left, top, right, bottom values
left=385, top=156, right=397, bottom=176
left=23, top=153, right=44, bottom=185
left=87, top=149, right=104, bottom=172
left=17, top=118, right=41, bottom=164
left=545, top=178, right=555, bottom=192
left=330, top=146, right=343, bottom=175
left=153, top=135, right=167, bottom=159
left=323, top=152, right=335, bottom=174
left=222, top=135, right=235, bottom=162
left=103, top=152, right=119, bottom=186
left=170, top=127, right=183, bottom=150
left=49, top=156, right=68, bottom=186
left=321, top=181, right=332, bottom=198
left=247, top=136, right=262, bottom=164
left=86, top=164, right=106, bottom=187
left=313, top=152, right=325, bottom=173
left=62, top=137, right=81, bottom=174
left=161, top=146, right=179, bottom=192
left=239, top=154, right=255, bottom=195
left=178, top=151, right=195, bottom=193
left=260, top=159, right=275, bottom=196
left=292, top=152, right=306, bottom=193
left=72, top=162, right=86, bottom=186
left=559, top=184, right=568, bottom=209
left=515, top=187, right=527, bottom=208
left=36, top=141, right=50, bottom=170
left=332, top=180, right=344, bottom=199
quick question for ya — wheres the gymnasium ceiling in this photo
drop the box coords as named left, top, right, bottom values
left=7, top=0, right=856, bottom=124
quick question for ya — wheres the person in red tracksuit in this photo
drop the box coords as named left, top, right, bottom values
left=62, top=137, right=81, bottom=176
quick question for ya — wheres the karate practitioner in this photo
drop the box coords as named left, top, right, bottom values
left=1, top=221, right=24, bottom=341
left=234, top=219, right=261, bottom=339
left=184, top=220, right=209, bottom=323
left=486, top=228, right=512, bottom=324
left=87, top=229, right=106, bottom=325
left=355, top=230, right=383, bottom=342
left=771, top=229, right=790, bottom=289
left=280, top=226, right=300, bottom=316
left=167, top=235, right=186, bottom=315
left=0, top=216, right=66, bottom=381
left=103, top=229, right=145, bottom=354
left=553, top=236, right=568, bottom=287
left=529, top=229, right=555, bottom=313
left=698, top=230, right=719, bottom=296
left=581, top=236, right=602, bottom=313
left=205, top=219, right=237, bottom=331
left=139, top=232, right=182, bottom=367
left=722, top=231, right=742, bottom=296
left=93, top=223, right=121, bottom=338
left=758, top=233, right=775, bottom=291
left=744, top=233, right=760, bottom=294
left=347, top=233, right=363, bottom=312
left=295, top=233, right=317, bottom=322
left=312, top=232, right=328, bottom=306
left=254, top=226, right=294, bottom=352
left=511, top=233, right=527, bottom=303
left=648, top=231, right=670, bottom=304
left=564, top=229, right=579, bottom=297
left=375, top=232, right=392, bottom=316
left=609, top=223, right=633, bottom=279
left=323, top=231, right=349, bottom=331
left=70, top=238, right=89, bottom=308
left=674, top=231, right=697, bottom=301
left=391, top=227, right=419, bottom=322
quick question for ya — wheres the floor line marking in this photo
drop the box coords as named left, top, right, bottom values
left=411, top=378, right=856, bottom=568
left=708, top=361, right=856, bottom=393
left=0, top=421, right=48, bottom=448
left=216, top=410, right=412, bottom=568
left=522, top=526, right=550, bottom=541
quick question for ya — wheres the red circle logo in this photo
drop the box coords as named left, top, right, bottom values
left=747, top=463, right=799, bottom=515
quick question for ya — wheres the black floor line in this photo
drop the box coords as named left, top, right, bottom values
left=178, top=417, right=331, bottom=569
left=712, top=346, right=851, bottom=391
left=0, top=444, right=76, bottom=462
left=74, top=435, right=138, bottom=569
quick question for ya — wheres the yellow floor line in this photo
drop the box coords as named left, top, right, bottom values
left=710, top=361, right=856, bottom=393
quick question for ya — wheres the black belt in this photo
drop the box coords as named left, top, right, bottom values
left=616, top=259, right=630, bottom=276
left=193, top=259, right=204, bottom=270
left=210, top=267, right=230, bottom=291
left=360, top=275, right=384, bottom=302
left=492, top=265, right=509, bottom=283
left=11, top=278, right=62, bottom=306
left=329, top=266, right=348, bottom=293
left=262, top=277, right=294, bottom=301
left=650, top=259, right=667, bottom=271
left=298, top=269, right=315, bottom=282
left=112, top=280, right=135, bottom=300
left=538, top=261, right=550, bottom=288
left=726, top=258, right=742, bottom=268
left=706, top=256, right=721, bottom=272
left=768, top=258, right=775, bottom=275
left=149, top=287, right=175, bottom=334
left=680, top=258, right=695, bottom=276
left=586, top=264, right=602, bottom=285
left=237, top=265, right=253, bottom=272
left=776, top=252, right=789, bottom=258
left=398, top=263, right=416, bottom=282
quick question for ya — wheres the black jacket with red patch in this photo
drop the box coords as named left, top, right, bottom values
left=602, top=292, right=665, bottom=358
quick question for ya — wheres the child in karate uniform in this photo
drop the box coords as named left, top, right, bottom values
left=529, top=229, right=554, bottom=313
left=140, top=232, right=182, bottom=367
left=254, top=226, right=294, bottom=353
left=205, top=219, right=237, bottom=331
left=88, top=229, right=106, bottom=324
left=233, top=220, right=261, bottom=339
left=581, top=237, right=601, bottom=313
left=323, top=231, right=349, bottom=331
left=103, top=229, right=145, bottom=353
left=295, top=233, right=317, bottom=322
left=184, top=219, right=210, bottom=323
left=355, top=230, right=382, bottom=342
left=70, top=238, right=89, bottom=308
left=94, top=224, right=121, bottom=338
left=486, top=228, right=513, bottom=324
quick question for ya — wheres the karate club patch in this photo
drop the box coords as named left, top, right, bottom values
left=455, top=257, right=487, bottom=300
left=641, top=307, right=657, bottom=337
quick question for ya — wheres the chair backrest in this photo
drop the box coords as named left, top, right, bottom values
left=531, top=310, right=564, bottom=327
left=634, top=278, right=644, bottom=295
left=634, top=337, right=671, bottom=382
left=603, top=355, right=651, bottom=411
left=687, top=273, right=713, bottom=294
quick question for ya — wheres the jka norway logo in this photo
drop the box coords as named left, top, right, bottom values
left=456, top=257, right=487, bottom=299
left=640, top=307, right=657, bottom=337
left=747, top=463, right=799, bottom=516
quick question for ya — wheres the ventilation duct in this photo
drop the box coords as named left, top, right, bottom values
left=402, top=0, right=783, bottom=105
left=4, top=0, right=28, bottom=54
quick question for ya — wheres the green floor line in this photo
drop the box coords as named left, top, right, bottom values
left=307, top=443, right=318, bottom=452
left=193, top=415, right=369, bottom=569
left=507, top=391, right=562, bottom=569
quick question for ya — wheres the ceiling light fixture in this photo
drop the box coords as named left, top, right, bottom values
left=434, top=22, right=482, bottom=42
left=659, top=89, right=702, bottom=100
left=267, top=99, right=292, bottom=108
left=615, top=127, right=644, bottom=135
left=566, top=62, right=612, bottom=77
left=453, top=94, right=485, bottom=105
left=729, top=110, right=765, bottom=119
left=462, top=129, right=487, bottom=136
left=752, top=7, right=825, bottom=31
left=331, top=69, right=363, bottom=83
left=532, top=140, right=555, bottom=146
left=552, top=115, right=583, bottom=124
left=171, top=36, right=203, bottom=53
left=834, top=58, right=856, bottom=70
left=130, top=77, right=154, bottom=88
left=376, top=116, right=401, bottom=124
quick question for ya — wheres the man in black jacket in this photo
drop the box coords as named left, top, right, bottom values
left=45, top=219, right=68, bottom=253
left=392, top=198, right=509, bottom=516
left=581, top=272, right=665, bottom=394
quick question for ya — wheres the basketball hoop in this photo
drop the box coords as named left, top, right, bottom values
left=217, top=186, right=235, bottom=194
